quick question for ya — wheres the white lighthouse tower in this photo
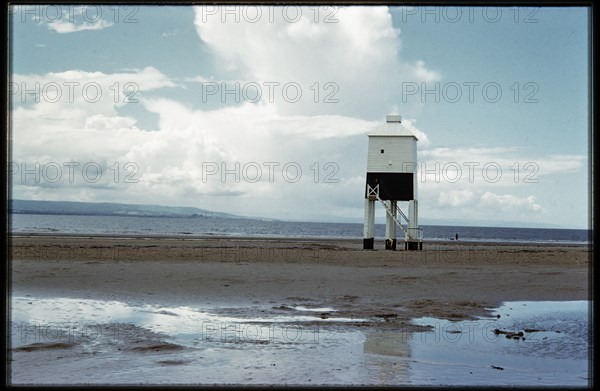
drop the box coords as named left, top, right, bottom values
left=363, top=114, right=423, bottom=250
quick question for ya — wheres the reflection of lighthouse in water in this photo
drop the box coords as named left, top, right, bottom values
left=363, top=329, right=412, bottom=383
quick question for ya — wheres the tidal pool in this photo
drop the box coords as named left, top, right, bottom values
left=8, top=297, right=590, bottom=385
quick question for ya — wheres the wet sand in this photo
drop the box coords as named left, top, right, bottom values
left=9, top=234, right=590, bottom=322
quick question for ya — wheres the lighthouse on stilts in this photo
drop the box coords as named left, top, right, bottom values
left=363, top=114, right=423, bottom=251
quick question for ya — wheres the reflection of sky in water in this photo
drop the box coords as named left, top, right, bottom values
left=9, top=297, right=589, bottom=386
left=9, top=297, right=363, bottom=348
left=411, top=301, right=589, bottom=360
left=293, top=306, right=337, bottom=312
left=404, top=301, right=589, bottom=385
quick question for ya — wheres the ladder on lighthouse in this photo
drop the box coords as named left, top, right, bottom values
left=367, top=184, right=409, bottom=239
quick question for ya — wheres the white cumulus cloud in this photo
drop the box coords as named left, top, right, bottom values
left=438, top=189, right=475, bottom=207
left=46, top=19, right=113, bottom=33
left=480, top=192, right=545, bottom=213
left=193, top=5, right=440, bottom=118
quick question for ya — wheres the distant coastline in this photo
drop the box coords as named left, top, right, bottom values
left=9, top=199, right=586, bottom=230
left=9, top=199, right=247, bottom=220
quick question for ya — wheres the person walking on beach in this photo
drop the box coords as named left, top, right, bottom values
left=455, top=233, right=458, bottom=241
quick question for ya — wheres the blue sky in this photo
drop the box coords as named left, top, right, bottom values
left=9, top=6, right=589, bottom=228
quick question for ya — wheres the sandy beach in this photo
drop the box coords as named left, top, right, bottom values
left=8, top=234, right=591, bottom=385
left=10, top=234, right=590, bottom=321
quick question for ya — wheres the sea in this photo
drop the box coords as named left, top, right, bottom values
left=9, top=213, right=590, bottom=245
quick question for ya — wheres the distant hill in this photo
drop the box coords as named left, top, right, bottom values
left=9, top=199, right=245, bottom=219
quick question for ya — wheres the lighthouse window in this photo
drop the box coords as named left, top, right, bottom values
left=380, top=149, right=384, bottom=153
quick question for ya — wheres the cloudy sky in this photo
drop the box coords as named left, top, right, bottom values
left=9, top=5, right=589, bottom=228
